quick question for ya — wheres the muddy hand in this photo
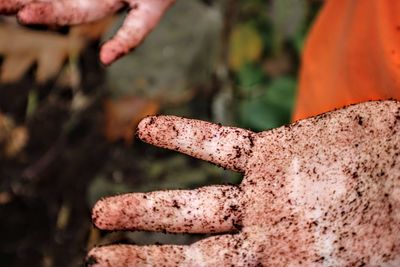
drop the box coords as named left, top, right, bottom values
left=0, top=0, right=175, bottom=65
left=88, top=100, right=400, bottom=266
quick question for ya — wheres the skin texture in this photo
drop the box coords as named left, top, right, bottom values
left=0, top=0, right=175, bottom=65
left=88, top=100, right=400, bottom=266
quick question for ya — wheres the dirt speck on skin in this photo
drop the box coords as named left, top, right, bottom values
left=85, top=255, right=99, bottom=267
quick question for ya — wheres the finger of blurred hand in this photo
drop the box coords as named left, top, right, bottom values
left=99, top=0, right=175, bottom=65
left=0, top=0, right=29, bottom=14
left=137, top=116, right=256, bottom=173
left=92, top=185, right=243, bottom=233
left=17, top=0, right=123, bottom=25
left=87, top=235, right=249, bottom=267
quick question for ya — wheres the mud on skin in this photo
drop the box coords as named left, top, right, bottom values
left=87, top=100, right=400, bottom=266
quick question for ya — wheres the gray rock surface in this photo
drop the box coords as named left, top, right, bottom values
left=104, top=0, right=222, bottom=102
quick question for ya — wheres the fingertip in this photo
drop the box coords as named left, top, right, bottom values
left=91, top=194, right=142, bottom=231
left=136, top=116, right=255, bottom=172
left=136, top=115, right=157, bottom=139
left=91, top=197, right=123, bottom=230
left=85, top=253, right=100, bottom=267
left=100, top=41, right=127, bottom=66
left=91, top=199, right=106, bottom=230
left=86, top=247, right=109, bottom=267
left=99, top=46, right=114, bottom=66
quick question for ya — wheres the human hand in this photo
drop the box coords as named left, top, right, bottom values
left=0, top=0, right=175, bottom=65
left=88, top=100, right=400, bottom=266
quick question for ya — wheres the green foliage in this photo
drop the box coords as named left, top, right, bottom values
left=237, top=63, right=265, bottom=91
left=239, top=76, right=296, bottom=131
left=232, top=0, right=319, bottom=131
left=269, top=0, right=308, bottom=53
left=229, top=23, right=263, bottom=71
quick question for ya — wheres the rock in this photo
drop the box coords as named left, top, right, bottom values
left=104, top=0, right=222, bottom=104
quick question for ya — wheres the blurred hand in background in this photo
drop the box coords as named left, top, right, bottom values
left=0, top=0, right=175, bottom=65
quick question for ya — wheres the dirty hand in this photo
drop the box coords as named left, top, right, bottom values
left=0, top=0, right=175, bottom=65
left=88, top=100, right=400, bottom=266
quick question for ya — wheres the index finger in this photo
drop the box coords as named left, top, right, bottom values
left=137, top=116, right=256, bottom=173
left=100, top=0, right=175, bottom=65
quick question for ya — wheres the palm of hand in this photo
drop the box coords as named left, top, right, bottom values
left=88, top=101, right=399, bottom=266
left=241, top=102, right=399, bottom=266
left=0, top=0, right=175, bottom=65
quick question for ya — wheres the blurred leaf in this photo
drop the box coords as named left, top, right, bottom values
left=87, top=226, right=101, bottom=250
left=0, top=23, right=81, bottom=84
left=270, top=0, right=307, bottom=52
left=229, top=24, right=263, bottom=71
left=0, top=113, right=28, bottom=158
left=293, top=30, right=306, bottom=53
left=240, top=98, right=282, bottom=131
left=237, top=63, right=265, bottom=93
left=26, top=89, right=39, bottom=117
left=103, top=96, right=159, bottom=145
left=0, top=17, right=114, bottom=84
left=56, top=203, right=71, bottom=230
left=265, top=76, right=296, bottom=110
left=239, top=76, right=296, bottom=131
left=4, top=126, right=29, bottom=158
left=0, top=113, right=14, bottom=143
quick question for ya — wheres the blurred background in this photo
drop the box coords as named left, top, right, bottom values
left=0, top=0, right=322, bottom=266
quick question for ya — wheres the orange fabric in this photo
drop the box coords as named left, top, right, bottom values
left=293, top=0, right=400, bottom=121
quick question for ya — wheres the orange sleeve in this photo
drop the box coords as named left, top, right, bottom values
left=293, top=0, right=400, bottom=121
